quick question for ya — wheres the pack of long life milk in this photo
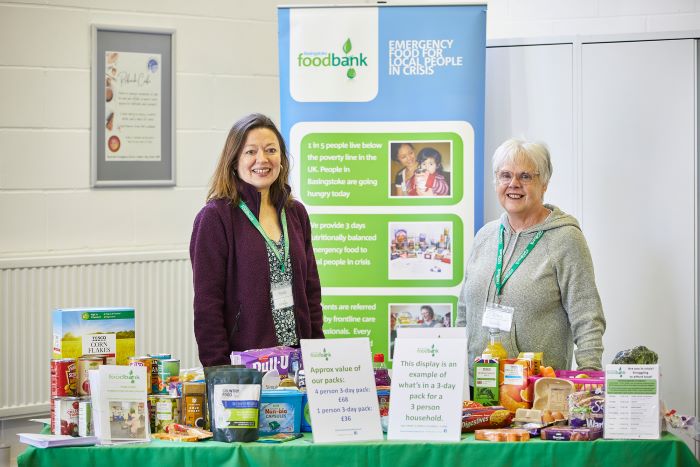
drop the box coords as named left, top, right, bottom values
left=52, top=308, right=135, bottom=365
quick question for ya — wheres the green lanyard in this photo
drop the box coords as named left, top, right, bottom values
left=494, top=224, right=544, bottom=296
left=239, top=201, right=289, bottom=273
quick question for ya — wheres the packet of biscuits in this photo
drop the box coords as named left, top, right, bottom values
left=475, top=428, right=530, bottom=442
left=152, top=423, right=213, bottom=442
left=462, top=401, right=514, bottom=432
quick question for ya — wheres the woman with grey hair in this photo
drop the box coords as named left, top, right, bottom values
left=457, top=138, right=605, bottom=396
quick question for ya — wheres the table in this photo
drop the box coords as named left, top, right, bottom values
left=18, top=432, right=699, bottom=467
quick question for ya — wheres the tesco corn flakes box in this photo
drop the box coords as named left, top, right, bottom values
left=52, top=308, right=135, bottom=365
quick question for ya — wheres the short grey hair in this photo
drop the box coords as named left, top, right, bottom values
left=492, top=139, right=553, bottom=186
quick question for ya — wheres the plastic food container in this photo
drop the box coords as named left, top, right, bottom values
left=258, top=389, right=303, bottom=435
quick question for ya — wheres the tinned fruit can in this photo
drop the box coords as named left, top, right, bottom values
left=78, top=399, right=93, bottom=437
left=128, top=356, right=153, bottom=394
left=51, top=358, right=77, bottom=397
left=77, top=356, right=103, bottom=396
left=52, top=396, right=80, bottom=436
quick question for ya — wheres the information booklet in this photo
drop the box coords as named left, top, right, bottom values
left=18, top=433, right=98, bottom=448
left=88, top=365, right=150, bottom=444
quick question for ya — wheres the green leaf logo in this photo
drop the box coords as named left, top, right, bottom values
left=343, top=38, right=352, bottom=54
left=347, top=68, right=356, bottom=79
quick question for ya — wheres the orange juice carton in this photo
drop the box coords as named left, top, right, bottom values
left=517, top=352, right=542, bottom=375
left=499, top=358, right=532, bottom=413
left=52, top=307, right=135, bottom=365
left=473, top=355, right=500, bottom=406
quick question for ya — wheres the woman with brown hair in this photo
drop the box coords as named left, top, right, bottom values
left=190, top=113, right=324, bottom=367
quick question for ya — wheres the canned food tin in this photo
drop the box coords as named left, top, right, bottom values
left=148, top=354, right=171, bottom=394
left=77, top=356, right=103, bottom=396
left=51, top=396, right=80, bottom=436
left=152, top=395, right=180, bottom=433
left=51, top=358, right=77, bottom=397
left=128, top=356, right=153, bottom=394
left=78, top=399, right=93, bottom=437
left=157, top=359, right=180, bottom=394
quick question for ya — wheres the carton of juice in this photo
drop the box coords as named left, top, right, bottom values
left=473, top=355, right=500, bottom=406
left=499, top=358, right=532, bottom=413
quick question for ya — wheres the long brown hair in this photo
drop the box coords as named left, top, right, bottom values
left=207, top=113, right=292, bottom=207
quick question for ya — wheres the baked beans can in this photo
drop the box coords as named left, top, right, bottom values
left=78, top=399, right=93, bottom=437
left=157, top=359, right=180, bottom=394
left=51, top=396, right=80, bottom=436
left=77, top=356, right=103, bottom=396
left=51, top=358, right=77, bottom=397
left=152, top=395, right=180, bottom=433
left=128, top=356, right=153, bottom=394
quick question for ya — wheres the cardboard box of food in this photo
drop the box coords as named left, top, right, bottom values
left=52, top=307, right=135, bottom=365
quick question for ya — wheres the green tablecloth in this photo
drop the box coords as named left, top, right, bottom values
left=18, top=432, right=699, bottom=467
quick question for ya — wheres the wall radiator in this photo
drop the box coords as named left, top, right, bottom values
left=0, top=253, right=198, bottom=418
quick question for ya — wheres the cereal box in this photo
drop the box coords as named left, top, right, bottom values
left=52, top=308, right=135, bottom=365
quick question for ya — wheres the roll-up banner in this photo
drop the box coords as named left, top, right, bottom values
left=279, top=4, right=486, bottom=367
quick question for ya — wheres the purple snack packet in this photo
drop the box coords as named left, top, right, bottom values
left=230, top=346, right=297, bottom=378
left=568, top=388, right=604, bottom=429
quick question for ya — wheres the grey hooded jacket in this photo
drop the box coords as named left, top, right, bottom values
left=457, top=204, right=606, bottom=378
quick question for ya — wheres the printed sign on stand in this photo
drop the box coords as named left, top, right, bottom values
left=387, top=337, right=466, bottom=441
left=301, top=338, right=383, bottom=443
left=604, top=364, right=660, bottom=439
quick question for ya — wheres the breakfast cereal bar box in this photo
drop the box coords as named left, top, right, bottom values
left=52, top=308, right=135, bottom=365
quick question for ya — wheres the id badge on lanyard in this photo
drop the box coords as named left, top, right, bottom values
left=271, top=284, right=294, bottom=311
left=482, top=303, right=514, bottom=332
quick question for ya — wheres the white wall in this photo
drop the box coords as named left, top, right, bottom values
left=1, top=0, right=699, bottom=464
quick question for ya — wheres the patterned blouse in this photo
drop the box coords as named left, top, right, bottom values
left=265, top=232, right=298, bottom=346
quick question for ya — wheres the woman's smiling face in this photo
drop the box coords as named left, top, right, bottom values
left=397, top=144, right=417, bottom=168
left=236, top=127, right=281, bottom=193
left=496, top=157, right=546, bottom=218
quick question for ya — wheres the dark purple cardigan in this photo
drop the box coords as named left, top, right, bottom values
left=189, top=182, right=324, bottom=367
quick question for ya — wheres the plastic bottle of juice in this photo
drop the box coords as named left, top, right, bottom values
left=483, top=328, right=508, bottom=364
left=373, top=353, right=391, bottom=387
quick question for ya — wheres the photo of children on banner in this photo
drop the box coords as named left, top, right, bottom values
left=388, top=221, right=452, bottom=280
left=388, top=303, right=453, bottom=359
left=389, top=141, right=451, bottom=197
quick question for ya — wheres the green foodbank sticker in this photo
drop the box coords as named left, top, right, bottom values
left=311, top=213, right=463, bottom=288
left=300, top=132, right=464, bottom=206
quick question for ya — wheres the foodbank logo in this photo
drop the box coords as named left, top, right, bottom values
left=108, top=369, right=139, bottom=384
left=310, top=348, right=331, bottom=361
left=296, top=38, right=367, bottom=79
left=416, top=344, right=439, bottom=357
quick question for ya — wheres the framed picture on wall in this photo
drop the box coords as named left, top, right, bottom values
left=91, top=25, right=176, bottom=187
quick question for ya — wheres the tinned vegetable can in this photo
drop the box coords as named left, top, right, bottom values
left=77, top=356, right=103, bottom=396
left=52, top=396, right=80, bottom=436
left=78, top=399, right=93, bottom=437
left=148, top=354, right=171, bottom=394
left=51, top=358, right=77, bottom=397
left=153, top=395, right=180, bottom=433
left=158, top=359, right=180, bottom=394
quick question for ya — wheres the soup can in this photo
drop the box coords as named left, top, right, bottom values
left=51, top=358, right=77, bottom=397
left=78, top=399, right=93, bottom=437
left=128, top=356, right=153, bottom=394
left=51, top=396, right=80, bottom=436
left=77, top=356, right=103, bottom=396
left=158, top=359, right=180, bottom=394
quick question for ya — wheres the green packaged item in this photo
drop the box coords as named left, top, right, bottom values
left=474, top=354, right=500, bottom=406
left=204, top=364, right=262, bottom=443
